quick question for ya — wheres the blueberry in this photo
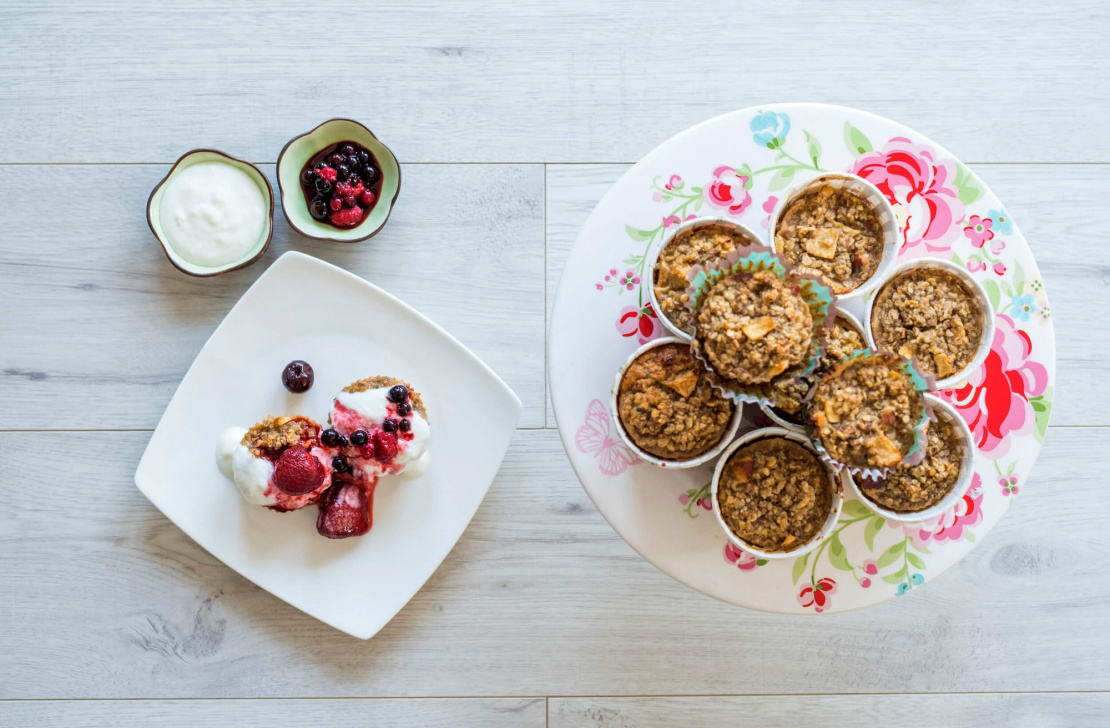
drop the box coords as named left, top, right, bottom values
left=327, top=152, right=346, bottom=166
left=309, top=198, right=329, bottom=220
left=350, top=429, right=368, bottom=446
left=335, top=163, right=350, bottom=181
left=301, top=168, right=315, bottom=185
left=281, top=360, right=314, bottom=393
left=331, top=455, right=350, bottom=473
left=347, top=173, right=361, bottom=187
left=397, top=402, right=413, bottom=416
left=399, top=419, right=411, bottom=432
left=357, top=150, right=370, bottom=165
left=315, top=177, right=332, bottom=195
left=388, top=384, right=409, bottom=403
left=313, top=161, right=328, bottom=173
left=382, top=418, right=398, bottom=433
left=362, top=164, right=379, bottom=184
left=340, top=143, right=357, bottom=156
left=321, top=429, right=340, bottom=447
left=337, top=434, right=349, bottom=448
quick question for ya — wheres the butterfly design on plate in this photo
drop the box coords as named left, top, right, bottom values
left=575, top=399, right=639, bottom=477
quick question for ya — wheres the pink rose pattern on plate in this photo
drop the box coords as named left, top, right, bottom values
left=584, top=109, right=1052, bottom=609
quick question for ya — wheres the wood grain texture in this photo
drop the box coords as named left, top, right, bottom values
left=545, top=163, right=1106, bottom=426
left=0, top=2, right=1106, bottom=164
left=1, top=428, right=1106, bottom=699
left=0, top=164, right=545, bottom=429
left=0, top=698, right=545, bottom=728
left=550, top=694, right=1110, bottom=728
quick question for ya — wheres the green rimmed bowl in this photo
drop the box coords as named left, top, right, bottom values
left=147, top=149, right=274, bottom=277
left=277, top=119, right=401, bottom=243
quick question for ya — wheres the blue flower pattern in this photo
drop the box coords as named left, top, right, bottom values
left=987, top=208, right=1013, bottom=235
left=1011, top=293, right=1036, bottom=322
left=750, top=111, right=790, bottom=148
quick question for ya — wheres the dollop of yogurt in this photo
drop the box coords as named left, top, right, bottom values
left=159, top=161, right=266, bottom=267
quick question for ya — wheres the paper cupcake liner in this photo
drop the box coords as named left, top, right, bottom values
left=684, top=246, right=837, bottom=410
left=804, top=348, right=935, bottom=481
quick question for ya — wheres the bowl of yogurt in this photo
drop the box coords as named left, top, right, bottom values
left=147, top=149, right=274, bottom=276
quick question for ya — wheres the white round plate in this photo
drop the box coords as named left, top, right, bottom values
left=549, top=103, right=1055, bottom=613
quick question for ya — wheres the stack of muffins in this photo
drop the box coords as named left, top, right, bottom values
left=611, top=173, right=994, bottom=558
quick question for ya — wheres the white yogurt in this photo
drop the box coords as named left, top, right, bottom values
left=159, top=161, right=266, bottom=267
left=215, top=426, right=247, bottom=479
left=231, top=445, right=275, bottom=506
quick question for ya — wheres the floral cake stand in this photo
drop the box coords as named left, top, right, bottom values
left=548, top=103, right=1055, bottom=613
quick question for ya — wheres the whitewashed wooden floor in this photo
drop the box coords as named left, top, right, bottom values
left=1, top=2, right=1108, bottom=726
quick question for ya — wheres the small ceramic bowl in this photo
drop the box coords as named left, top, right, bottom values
left=646, top=216, right=766, bottom=340
left=769, top=172, right=900, bottom=305
left=276, top=118, right=401, bottom=243
left=147, top=149, right=274, bottom=277
left=711, top=426, right=844, bottom=560
left=850, top=394, right=976, bottom=523
left=863, top=256, right=995, bottom=390
left=760, top=309, right=868, bottom=432
left=610, top=336, right=743, bottom=469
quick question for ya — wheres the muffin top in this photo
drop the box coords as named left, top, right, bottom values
left=871, top=267, right=985, bottom=379
left=774, top=184, right=885, bottom=294
left=653, top=224, right=753, bottom=334
left=810, top=354, right=921, bottom=469
left=243, top=415, right=321, bottom=459
left=617, top=343, right=734, bottom=460
left=861, top=416, right=962, bottom=512
left=693, top=270, right=813, bottom=384
left=716, top=437, right=832, bottom=552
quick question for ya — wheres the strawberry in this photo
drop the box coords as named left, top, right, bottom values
left=273, top=447, right=326, bottom=496
left=316, top=482, right=370, bottom=539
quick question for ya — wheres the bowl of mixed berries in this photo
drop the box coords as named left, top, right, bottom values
left=277, top=119, right=401, bottom=242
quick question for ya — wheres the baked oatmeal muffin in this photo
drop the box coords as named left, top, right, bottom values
left=617, top=342, right=734, bottom=460
left=871, top=267, right=986, bottom=379
left=810, top=353, right=923, bottom=470
left=216, top=415, right=332, bottom=512
left=860, top=416, right=962, bottom=512
left=693, top=269, right=813, bottom=384
left=775, top=183, right=885, bottom=294
left=716, top=437, right=832, bottom=552
left=653, top=222, right=756, bottom=335
left=331, top=376, right=431, bottom=478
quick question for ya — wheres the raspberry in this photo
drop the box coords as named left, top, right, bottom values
left=273, top=448, right=326, bottom=496
left=373, top=430, right=398, bottom=462
left=316, top=482, right=370, bottom=539
left=329, top=205, right=364, bottom=227
left=329, top=197, right=343, bottom=211
left=359, top=190, right=377, bottom=206
left=317, top=166, right=338, bottom=182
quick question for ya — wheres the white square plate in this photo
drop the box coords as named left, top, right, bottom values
left=135, top=251, right=521, bottom=638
